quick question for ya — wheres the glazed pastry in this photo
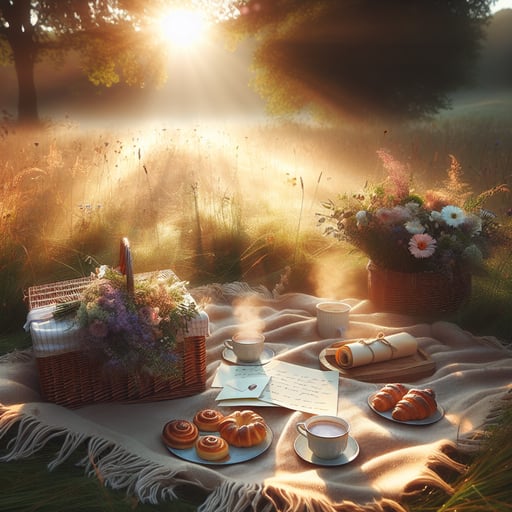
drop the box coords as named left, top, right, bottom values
left=162, top=419, right=199, bottom=449
left=218, top=410, right=267, bottom=448
left=193, top=409, right=225, bottom=432
left=392, top=388, right=438, bottom=421
left=195, top=435, right=230, bottom=461
left=371, top=383, right=409, bottom=412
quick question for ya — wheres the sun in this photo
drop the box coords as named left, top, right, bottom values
left=158, top=9, right=209, bottom=49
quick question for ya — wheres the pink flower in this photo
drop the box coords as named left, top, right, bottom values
left=375, top=206, right=410, bottom=225
left=409, top=234, right=437, bottom=258
left=377, top=149, right=410, bottom=201
left=138, top=306, right=161, bottom=326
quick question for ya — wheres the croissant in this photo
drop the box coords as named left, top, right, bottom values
left=370, top=383, right=409, bottom=412
left=391, top=388, right=437, bottom=421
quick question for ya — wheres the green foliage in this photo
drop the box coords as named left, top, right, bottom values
left=456, top=240, right=512, bottom=340
left=227, top=0, right=494, bottom=121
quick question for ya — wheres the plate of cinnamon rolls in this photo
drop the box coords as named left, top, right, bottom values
left=368, top=383, right=444, bottom=425
left=162, top=408, right=273, bottom=465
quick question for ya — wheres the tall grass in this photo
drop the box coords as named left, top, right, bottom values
left=403, top=398, right=512, bottom=512
left=1, top=111, right=511, bottom=338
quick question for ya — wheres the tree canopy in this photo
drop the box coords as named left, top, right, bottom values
left=226, top=0, right=496, bottom=122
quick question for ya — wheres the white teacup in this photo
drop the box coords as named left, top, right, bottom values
left=316, top=301, right=351, bottom=339
left=296, top=415, right=350, bottom=459
left=224, top=333, right=265, bottom=362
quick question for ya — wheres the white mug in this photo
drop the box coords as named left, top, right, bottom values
left=316, top=301, right=351, bottom=339
left=224, top=333, right=265, bottom=362
left=296, top=415, right=350, bottom=459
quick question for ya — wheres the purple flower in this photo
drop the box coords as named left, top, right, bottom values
left=89, top=319, right=108, bottom=338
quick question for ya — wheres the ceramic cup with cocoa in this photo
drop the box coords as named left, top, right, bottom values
left=224, top=333, right=265, bottom=362
left=316, top=301, right=351, bottom=339
left=296, top=415, right=350, bottom=459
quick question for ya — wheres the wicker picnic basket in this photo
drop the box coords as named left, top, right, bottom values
left=26, top=238, right=208, bottom=408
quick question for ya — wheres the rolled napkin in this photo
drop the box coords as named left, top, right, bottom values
left=334, top=332, right=418, bottom=369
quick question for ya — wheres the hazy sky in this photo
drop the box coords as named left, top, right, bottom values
left=492, top=0, right=512, bottom=11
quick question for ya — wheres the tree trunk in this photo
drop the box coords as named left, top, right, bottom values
left=12, top=41, right=39, bottom=124
left=3, top=0, right=40, bottom=124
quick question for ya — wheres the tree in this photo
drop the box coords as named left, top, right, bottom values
left=226, top=0, right=496, bottom=122
left=477, top=8, right=512, bottom=88
left=0, top=0, right=227, bottom=124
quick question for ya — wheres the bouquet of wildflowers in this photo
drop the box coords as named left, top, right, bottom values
left=57, top=266, right=198, bottom=377
left=318, top=150, right=509, bottom=276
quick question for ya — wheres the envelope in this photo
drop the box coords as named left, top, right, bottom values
left=215, top=375, right=271, bottom=401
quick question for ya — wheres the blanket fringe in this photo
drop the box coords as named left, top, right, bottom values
left=199, top=480, right=271, bottom=512
left=262, top=485, right=409, bottom=512
left=456, top=388, right=512, bottom=453
left=0, top=407, right=80, bottom=463
left=0, top=404, right=260, bottom=508
left=80, top=435, right=215, bottom=504
left=0, top=348, right=34, bottom=364
left=0, top=405, right=184, bottom=504
left=402, top=389, right=512, bottom=500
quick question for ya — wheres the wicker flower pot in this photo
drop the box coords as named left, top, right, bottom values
left=367, top=261, right=471, bottom=316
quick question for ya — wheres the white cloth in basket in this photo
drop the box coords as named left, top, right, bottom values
left=25, top=304, right=210, bottom=357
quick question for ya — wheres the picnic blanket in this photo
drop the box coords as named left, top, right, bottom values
left=1, top=283, right=511, bottom=512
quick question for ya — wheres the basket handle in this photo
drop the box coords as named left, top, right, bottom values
left=119, top=237, right=134, bottom=296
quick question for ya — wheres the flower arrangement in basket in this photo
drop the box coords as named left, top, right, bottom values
left=317, top=150, right=509, bottom=277
left=55, top=240, right=198, bottom=379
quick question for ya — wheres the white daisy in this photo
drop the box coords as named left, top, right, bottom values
left=405, top=219, right=425, bottom=234
left=441, top=205, right=466, bottom=227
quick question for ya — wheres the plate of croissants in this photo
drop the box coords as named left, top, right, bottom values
left=162, top=408, right=273, bottom=465
left=368, top=383, right=444, bottom=425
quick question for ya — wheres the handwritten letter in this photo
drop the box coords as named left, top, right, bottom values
left=213, top=360, right=338, bottom=415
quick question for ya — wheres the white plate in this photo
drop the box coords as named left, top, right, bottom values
left=294, top=435, right=359, bottom=466
left=367, top=393, right=444, bottom=425
left=222, top=347, right=275, bottom=366
left=166, top=426, right=273, bottom=465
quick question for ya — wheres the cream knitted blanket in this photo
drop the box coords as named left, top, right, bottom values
left=1, top=284, right=511, bottom=512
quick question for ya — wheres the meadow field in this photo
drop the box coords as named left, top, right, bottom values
left=1, top=102, right=512, bottom=340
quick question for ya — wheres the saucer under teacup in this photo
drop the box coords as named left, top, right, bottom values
left=293, top=434, right=359, bottom=466
left=222, top=347, right=275, bottom=366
